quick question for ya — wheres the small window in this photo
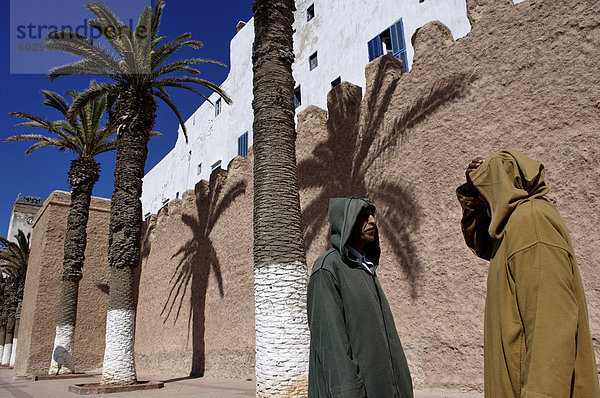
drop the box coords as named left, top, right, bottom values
left=238, top=132, right=249, bottom=158
left=309, top=52, right=318, bottom=71
left=331, top=76, right=341, bottom=88
left=294, top=86, right=301, bottom=108
left=211, top=160, right=222, bottom=173
left=307, top=4, right=314, bottom=21
left=197, top=163, right=202, bottom=175
left=367, top=18, right=408, bottom=74
left=215, top=98, right=222, bottom=117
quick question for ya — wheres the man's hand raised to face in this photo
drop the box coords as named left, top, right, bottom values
left=465, top=157, right=485, bottom=189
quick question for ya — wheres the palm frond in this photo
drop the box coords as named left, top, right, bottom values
left=93, top=139, right=118, bottom=155
left=151, top=33, right=197, bottom=69
left=133, top=5, right=153, bottom=76
left=45, top=32, right=123, bottom=78
left=54, top=120, right=79, bottom=135
left=8, top=84, right=116, bottom=159
left=67, top=82, right=122, bottom=121
left=152, top=36, right=166, bottom=49
left=86, top=2, right=137, bottom=71
left=40, top=90, right=70, bottom=116
left=4, top=135, right=72, bottom=155
left=150, top=0, right=165, bottom=38
left=155, top=76, right=231, bottom=104
left=153, top=81, right=213, bottom=104
left=4, top=133, right=54, bottom=143
left=153, top=87, right=188, bottom=142
left=0, top=230, right=30, bottom=280
left=152, top=39, right=204, bottom=71
left=151, top=57, right=226, bottom=81
left=87, top=95, right=107, bottom=142
left=48, top=58, right=123, bottom=82
left=9, top=112, right=63, bottom=133
left=26, top=140, right=64, bottom=154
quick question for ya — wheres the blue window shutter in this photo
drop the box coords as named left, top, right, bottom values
left=238, top=132, right=248, bottom=157
left=397, top=20, right=406, bottom=50
left=368, top=36, right=383, bottom=61
left=391, top=24, right=399, bottom=54
left=390, top=19, right=408, bottom=74
left=368, top=38, right=376, bottom=61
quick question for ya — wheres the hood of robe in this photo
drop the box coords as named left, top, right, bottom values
left=470, top=150, right=549, bottom=239
left=328, top=197, right=381, bottom=268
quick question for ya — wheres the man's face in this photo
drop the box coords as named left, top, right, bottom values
left=350, top=208, right=377, bottom=247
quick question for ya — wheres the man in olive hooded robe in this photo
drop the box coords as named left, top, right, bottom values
left=457, top=150, right=599, bottom=397
left=307, top=197, right=413, bottom=398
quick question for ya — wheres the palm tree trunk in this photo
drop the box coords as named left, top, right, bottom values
left=101, top=87, right=155, bottom=385
left=2, top=326, right=13, bottom=366
left=10, top=299, right=21, bottom=367
left=49, top=157, right=100, bottom=375
left=252, top=1, right=310, bottom=396
left=10, top=279, right=23, bottom=367
left=2, top=283, right=17, bottom=366
left=0, top=292, right=5, bottom=362
left=0, top=326, right=5, bottom=362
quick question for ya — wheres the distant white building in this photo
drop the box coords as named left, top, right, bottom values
left=141, top=0, right=472, bottom=215
left=6, top=194, right=42, bottom=242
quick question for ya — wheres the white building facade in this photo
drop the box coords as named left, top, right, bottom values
left=141, top=0, right=472, bottom=215
left=6, top=194, right=42, bottom=242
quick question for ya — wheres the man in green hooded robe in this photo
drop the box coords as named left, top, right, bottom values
left=307, top=197, right=413, bottom=397
left=457, top=150, right=599, bottom=397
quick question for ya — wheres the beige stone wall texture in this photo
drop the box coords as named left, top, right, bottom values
left=136, top=0, right=600, bottom=390
left=15, top=191, right=111, bottom=376
left=136, top=158, right=255, bottom=379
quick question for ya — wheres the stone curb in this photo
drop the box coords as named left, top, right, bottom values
left=14, top=372, right=100, bottom=381
left=68, top=380, right=164, bottom=395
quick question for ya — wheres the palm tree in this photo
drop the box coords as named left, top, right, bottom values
left=252, top=0, right=310, bottom=395
left=44, top=1, right=231, bottom=385
left=6, top=87, right=116, bottom=375
left=0, top=230, right=31, bottom=366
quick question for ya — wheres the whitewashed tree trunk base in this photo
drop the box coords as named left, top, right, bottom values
left=0, top=344, right=4, bottom=363
left=9, top=338, right=17, bottom=366
left=49, top=324, right=75, bottom=374
left=101, top=309, right=136, bottom=384
left=255, top=262, right=309, bottom=397
left=2, top=343, right=13, bottom=365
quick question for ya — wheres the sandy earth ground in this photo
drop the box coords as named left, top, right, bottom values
left=0, top=367, right=483, bottom=397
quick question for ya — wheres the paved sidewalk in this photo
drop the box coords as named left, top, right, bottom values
left=0, top=368, right=482, bottom=397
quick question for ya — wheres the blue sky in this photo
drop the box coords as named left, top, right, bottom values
left=1, top=0, right=254, bottom=236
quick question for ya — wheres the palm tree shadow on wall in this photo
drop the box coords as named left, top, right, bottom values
left=160, top=169, right=247, bottom=377
left=299, top=55, right=475, bottom=298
